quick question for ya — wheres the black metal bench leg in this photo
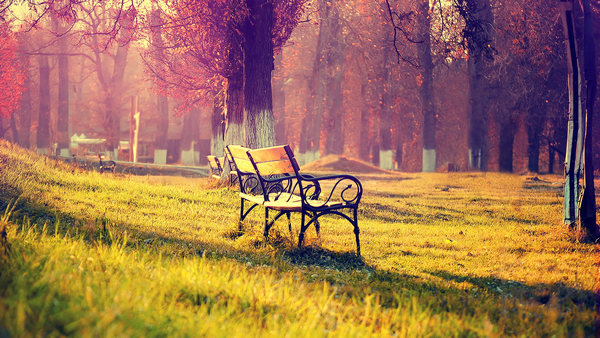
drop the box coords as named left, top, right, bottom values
left=353, top=208, right=360, bottom=256
left=286, top=212, right=292, bottom=234
left=298, top=212, right=308, bottom=248
left=264, top=208, right=270, bottom=238
left=314, top=213, right=320, bottom=237
left=240, top=198, right=245, bottom=221
left=240, top=199, right=259, bottom=224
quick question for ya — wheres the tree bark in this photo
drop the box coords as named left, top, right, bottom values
left=154, top=95, right=169, bottom=164
left=527, top=112, right=543, bottom=173
left=417, top=0, right=436, bottom=172
left=378, top=54, right=393, bottom=169
left=37, top=55, right=51, bottom=153
left=467, top=59, right=489, bottom=170
left=579, top=0, right=597, bottom=238
left=560, top=1, right=581, bottom=225
left=301, top=0, right=330, bottom=161
left=0, top=118, right=5, bottom=140
left=17, top=53, right=31, bottom=149
left=222, top=19, right=245, bottom=178
left=181, top=107, right=200, bottom=165
left=465, top=0, right=493, bottom=171
left=243, top=0, right=275, bottom=149
left=106, top=39, right=129, bottom=155
left=323, top=5, right=345, bottom=156
left=273, top=52, right=287, bottom=145
left=151, top=10, right=170, bottom=164
left=57, top=26, right=69, bottom=155
left=223, top=29, right=244, bottom=148
left=9, top=111, right=18, bottom=144
left=211, top=90, right=225, bottom=157
left=498, top=109, right=516, bottom=172
left=359, top=81, right=371, bottom=162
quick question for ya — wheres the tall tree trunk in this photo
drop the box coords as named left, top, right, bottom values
left=560, top=1, right=582, bottom=225
left=181, top=107, right=200, bottom=165
left=358, top=81, right=371, bottom=162
left=223, top=0, right=244, bottom=158
left=0, top=118, right=5, bottom=139
left=467, top=59, right=488, bottom=170
left=18, top=53, right=31, bottom=149
left=243, top=0, right=275, bottom=149
left=498, top=109, right=515, bottom=172
left=527, top=112, right=543, bottom=173
left=323, top=5, right=345, bottom=156
left=298, top=110, right=310, bottom=165
left=154, top=95, right=169, bottom=164
left=211, top=89, right=225, bottom=157
left=417, top=0, right=436, bottom=172
left=106, top=39, right=129, bottom=157
left=379, top=55, right=393, bottom=169
left=57, top=35, right=69, bottom=156
left=302, top=0, right=330, bottom=161
left=223, top=21, right=244, bottom=148
left=273, top=52, right=287, bottom=145
left=465, top=0, right=493, bottom=171
left=151, top=9, right=169, bottom=164
left=579, top=0, right=597, bottom=238
left=9, top=111, right=19, bottom=144
left=551, top=117, right=568, bottom=174
left=324, top=59, right=346, bottom=155
left=37, top=55, right=51, bottom=154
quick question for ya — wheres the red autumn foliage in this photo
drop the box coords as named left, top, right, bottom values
left=0, top=21, right=24, bottom=118
left=143, top=0, right=306, bottom=113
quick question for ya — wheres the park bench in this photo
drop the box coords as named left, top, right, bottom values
left=246, top=145, right=364, bottom=256
left=226, top=145, right=287, bottom=224
left=206, top=156, right=224, bottom=180
left=207, top=154, right=238, bottom=183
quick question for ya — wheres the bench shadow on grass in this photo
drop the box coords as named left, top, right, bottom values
left=359, top=201, right=461, bottom=224
left=425, top=269, right=594, bottom=308
left=5, top=198, right=595, bottom=335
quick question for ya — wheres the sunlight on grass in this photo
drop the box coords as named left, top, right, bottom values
left=0, top=141, right=594, bottom=337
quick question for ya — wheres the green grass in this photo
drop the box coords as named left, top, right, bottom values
left=0, top=140, right=595, bottom=337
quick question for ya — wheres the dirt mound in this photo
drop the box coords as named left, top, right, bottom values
left=300, top=155, right=394, bottom=174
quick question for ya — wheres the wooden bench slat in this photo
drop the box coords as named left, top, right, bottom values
left=232, top=158, right=255, bottom=173
left=247, top=146, right=290, bottom=162
left=254, top=159, right=295, bottom=176
left=227, top=145, right=251, bottom=159
left=263, top=200, right=343, bottom=211
left=239, top=193, right=265, bottom=205
left=239, top=192, right=302, bottom=206
left=227, top=146, right=256, bottom=174
left=263, top=200, right=302, bottom=211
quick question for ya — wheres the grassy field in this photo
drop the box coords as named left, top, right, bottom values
left=0, top=140, right=595, bottom=337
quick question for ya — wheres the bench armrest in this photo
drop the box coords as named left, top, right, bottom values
left=299, top=174, right=363, bottom=208
left=256, top=173, right=322, bottom=202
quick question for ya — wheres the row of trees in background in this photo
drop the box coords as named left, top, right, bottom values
left=0, top=0, right=597, bottom=177
left=0, top=0, right=597, bottom=236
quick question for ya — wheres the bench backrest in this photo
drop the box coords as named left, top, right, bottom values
left=226, top=145, right=263, bottom=195
left=246, top=145, right=305, bottom=199
left=223, top=151, right=237, bottom=172
left=245, top=145, right=297, bottom=177
left=206, top=156, right=223, bottom=176
left=226, top=145, right=255, bottom=174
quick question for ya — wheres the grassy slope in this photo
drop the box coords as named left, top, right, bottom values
left=0, top=141, right=595, bottom=337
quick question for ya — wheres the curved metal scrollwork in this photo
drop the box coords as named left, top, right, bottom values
left=241, top=175, right=260, bottom=195
left=302, top=175, right=362, bottom=210
left=302, top=182, right=321, bottom=200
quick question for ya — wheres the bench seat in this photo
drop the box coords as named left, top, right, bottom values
left=239, top=192, right=302, bottom=206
